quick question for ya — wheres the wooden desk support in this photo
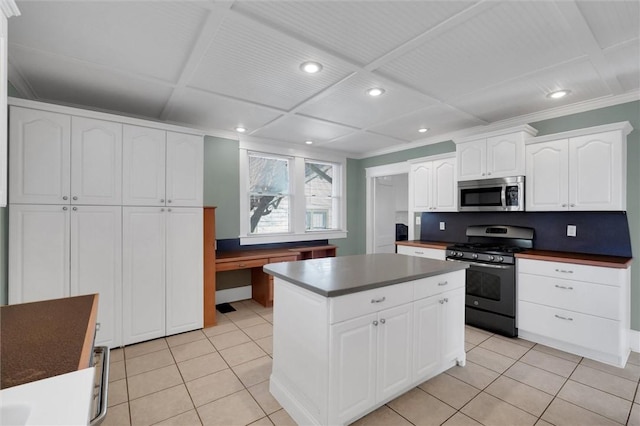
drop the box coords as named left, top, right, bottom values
left=203, top=207, right=217, bottom=328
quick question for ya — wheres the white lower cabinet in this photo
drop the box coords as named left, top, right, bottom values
left=270, top=270, right=466, bottom=426
left=9, top=204, right=122, bottom=347
left=396, top=244, right=445, bottom=260
left=123, top=207, right=203, bottom=346
left=517, top=258, right=631, bottom=367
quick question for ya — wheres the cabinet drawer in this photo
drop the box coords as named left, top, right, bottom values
left=330, top=282, right=413, bottom=324
left=269, top=255, right=298, bottom=264
left=397, top=246, right=445, bottom=260
left=518, top=301, right=620, bottom=354
left=518, top=274, right=620, bottom=320
left=216, top=258, right=267, bottom=272
left=413, top=272, right=464, bottom=300
left=518, top=259, right=623, bottom=286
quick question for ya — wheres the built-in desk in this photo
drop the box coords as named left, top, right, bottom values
left=215, top=245, right=337, bottom=308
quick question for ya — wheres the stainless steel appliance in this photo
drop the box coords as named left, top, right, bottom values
left=446, top=225, right=534, bottom=337
left=458, top=176, right=525, bottom=212
left=90, top=346, right=110, bottom=425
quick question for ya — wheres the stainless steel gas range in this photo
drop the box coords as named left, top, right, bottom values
left=446, top=225, right=534, bottom=337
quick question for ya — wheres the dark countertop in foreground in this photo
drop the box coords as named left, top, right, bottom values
left=263, top=253, right=468, bottom=297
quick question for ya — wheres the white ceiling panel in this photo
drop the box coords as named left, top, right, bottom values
left=320, top=131, right=407, bottom=154
left=189, top=12, right=355, bottom=110
left=231, top=1, right=476, bottom=66
left=297, top=74, right=437, bottom=129
left=10, top=46, right=173, bottom=119
left=450, top=59, right=611, bottom=123
left=10, top=1, right=207, bottom=83
left=604, top=41, right=640, bottom=91
left=252, top=114, right=356, bottom=145
left=368, top=104, right=485, bottom=142
left=164, top=88, right=283, bottom=134
left=377, top=1, right=585, bottom=101
left=576, top=0, right=640, bottom=49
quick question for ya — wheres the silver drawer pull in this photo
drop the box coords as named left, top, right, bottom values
left=444, top=297, right=448, bottom=303
left=554, top=284, right=574, bottom=290
left=371, top=297, right=386, bottom=304
left=372, top=320, right=378, bottom=326
left=554, top=314, right=573, bottom=321
left=415, top=251, right=424, bottom=255
left=438, top=281, right=448, bottom=286
left=555, top=269, right=574, bottom=274
left=439, top=299, right=445, bottom=304
left=380, top=318, right=386, bottom=324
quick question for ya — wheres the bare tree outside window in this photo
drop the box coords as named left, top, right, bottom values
left=249, top=153, right=290, bottom=234
left=305, top=160, right=338, bottom=230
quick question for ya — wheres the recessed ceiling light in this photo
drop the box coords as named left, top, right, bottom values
left=305, top=140, right=313, bottom=145
left=235, top=126, right=246, bottom=133
left=366, top=88, right=385, bottom=97
left=547, top=90, right=571, bottom=99
left=300, top=61, right=323, bottom=74
left=418, top=127, right=429, bottom=133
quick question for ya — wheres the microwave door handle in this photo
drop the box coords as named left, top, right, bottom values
left=501, top=186, right=507, bottom=209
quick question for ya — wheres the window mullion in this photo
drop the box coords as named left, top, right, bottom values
left=292, top=156, right=306, bottom=234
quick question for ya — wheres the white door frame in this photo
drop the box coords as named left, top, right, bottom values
left=365, top=162, right=410, bottom=254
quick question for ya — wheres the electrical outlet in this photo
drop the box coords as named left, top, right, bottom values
left=567, top=225, right=577, bottom=237
left=439, top=221, right=446, bottom=231
left=415, top=216, right=421, bottom=225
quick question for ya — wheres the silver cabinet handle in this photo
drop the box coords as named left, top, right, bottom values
left=444, top=297, right=448, bottom=303
left=438, top=281, right=448, bottom=286
left=487, top=172, right=491, bottom=175
left=439, top=299, right=444, bottom=304
left=570, top=204, right=575, bottom=207
left=415, top=251, right=424, bottom=255
left=62, top=206, right=68, bottom=211
left=161, top=208, right=165, bottom=212
left=160, top=199, right=165, bottom=203
left=554, top=284, right=574, bottom=290
left=63, top=196, right=68, bottom=200
left=372, top=320, right=378, bottom=326
left=554, top=314, right=573, bottom=321
left=555, top=269, right=573, bottom=274
left=481, top=173, right=486, bottom=176
left=561, top=203, right=567, bottom=207
left=380, top=318, right=386, bottom=324
left=168, top=208, right=172, bottom=212
left=72, top=207, right=77, bottom=211
left=168, top=200, right=172, bottom=203
left=371, top=297, right=386, bottom=304
left=96, top=322, right=101, bottom=331
left=73, top=196, right=78, bottom=200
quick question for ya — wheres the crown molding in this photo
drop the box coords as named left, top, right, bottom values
left=0, top=0, right=20, bottom=19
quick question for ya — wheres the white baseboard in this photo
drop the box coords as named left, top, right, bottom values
left=630, top=329, right=640, bottom=353
left=216, top=285, right=252, bottom=305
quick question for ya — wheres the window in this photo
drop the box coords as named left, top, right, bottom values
left=240, top=146, right=347, bottom=245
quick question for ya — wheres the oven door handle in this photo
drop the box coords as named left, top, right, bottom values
left=90, top=346, right=110, bottom=426
left=446, top=258, right=514, bottom=270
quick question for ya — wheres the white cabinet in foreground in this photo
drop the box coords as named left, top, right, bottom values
left=517, top=258, right=631, bottom=367
left=269, top=269, right=466, bottom=426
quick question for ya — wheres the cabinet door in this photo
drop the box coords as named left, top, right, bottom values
left=441, top=288, right=465, bottom=364
left=122, top=206, right=166, bottom=345
left=486, top=133, right=524, bottom=178
left=71, top=117, right=122, bottom=205
left=166, top=207, right=204, bottom=335
left=376, top=303, right=413, bottom=402
left=70, top=206, right=122, bottom=348
left=410, top=162, right=432, bottom=210
left=569, top=131, right=624, bottom=211
left=456, top=140, right=486, bottom=181
left=9, top=107, right=71, bottom=204
left=525, top=140, right=569, bottom=211
left=432, top=158, right=456, bottom=211
left=329, top=314, right=377, bottom=425
left=8, top=204, right=70, bottom=304
left=123, top=125, right=166, bottom=206
left=413, top=296, right=440, bottom=381
left=166, top=132, right=203, bottom=207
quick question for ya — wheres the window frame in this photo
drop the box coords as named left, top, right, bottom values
left=239, top=142, right=347, bottom=245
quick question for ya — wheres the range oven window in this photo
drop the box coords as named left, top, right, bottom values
left=466, top=269, right=501, bottom=301
left=460, top=187, right=502, bottom=207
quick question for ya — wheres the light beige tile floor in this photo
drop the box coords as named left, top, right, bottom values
left=103, top=299, right=640, bottom=426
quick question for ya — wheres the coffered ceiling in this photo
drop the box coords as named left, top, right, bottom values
left=7, top=1, right=640, bottom=158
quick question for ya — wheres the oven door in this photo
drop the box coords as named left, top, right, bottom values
left=448, top=259, right=516, bottom=316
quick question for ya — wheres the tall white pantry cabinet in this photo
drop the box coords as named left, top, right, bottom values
left=8, top=100, right=204, bottom=348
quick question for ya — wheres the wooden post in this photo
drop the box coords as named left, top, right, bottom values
left=203, top=207, right=217, bottom=327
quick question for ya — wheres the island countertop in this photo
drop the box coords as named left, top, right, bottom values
left=263, top=253, right=468, bottom=297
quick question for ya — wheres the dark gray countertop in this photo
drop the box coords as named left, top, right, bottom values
left=263, top=253, right=468, bottom=297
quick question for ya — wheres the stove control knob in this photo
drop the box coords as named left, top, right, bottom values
left=497, top=256, right=504, bottom=263
left=488, top=255, right=495, bottom=261
left=457, top=251, right=464, bottom=257
left=472, top=253, right=478, bottom=259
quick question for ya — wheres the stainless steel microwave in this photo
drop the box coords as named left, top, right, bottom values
left=458, top=176, right=525, bottom=212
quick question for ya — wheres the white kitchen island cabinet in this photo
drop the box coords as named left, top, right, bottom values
left=264, top=254, right=467, bottom=426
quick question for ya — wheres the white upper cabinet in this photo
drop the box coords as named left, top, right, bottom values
left=166, top=132, right=203, bottom=207
left=71, top=117, right=122, bottom=205
left=455, top=126, right=537, bottom=181
left=526, top=123, right=631, bottom=211
left=9, top=107, right=71, bottom=204
left=123, top=125, right=166, bottom=206
left=409, top=155, right=456, bottom=212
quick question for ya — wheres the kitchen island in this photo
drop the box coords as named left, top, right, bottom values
left=264, top=253, right=468, bottom=426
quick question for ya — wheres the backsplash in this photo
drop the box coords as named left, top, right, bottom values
left=420, top=211, right=632, bottom=257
